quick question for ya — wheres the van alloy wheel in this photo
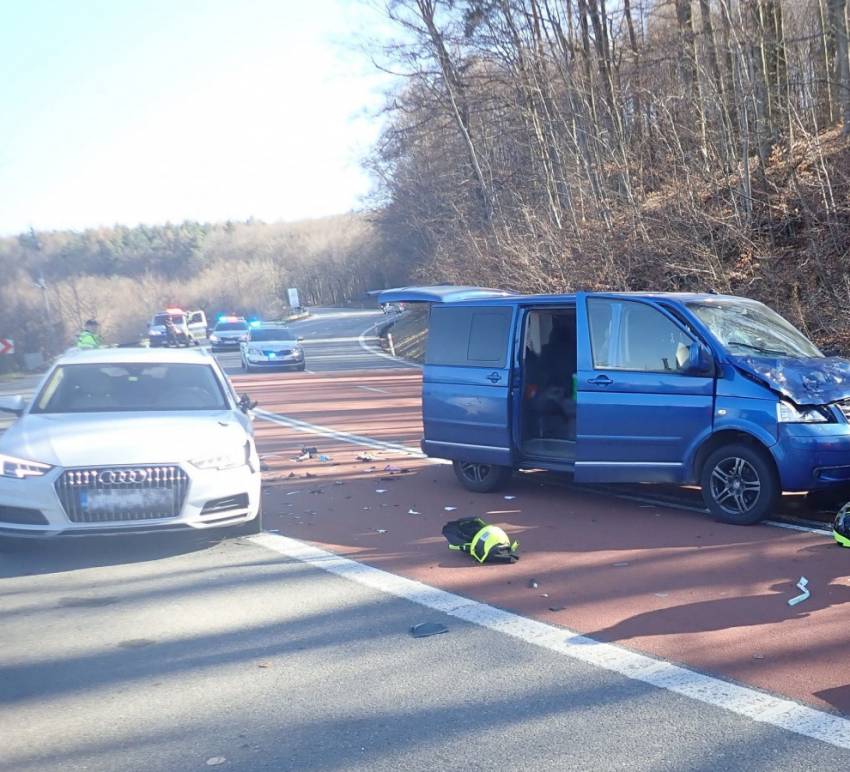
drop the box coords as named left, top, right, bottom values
left=699, top=442, right=778, bottom=525
left=460, top=462, right=491, bottom=484
left=709, top=457, right=760, bottom=516
left=452, top=460, right=512, bottom=493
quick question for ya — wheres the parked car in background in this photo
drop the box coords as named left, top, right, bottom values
left=240, top=323, right=305, bottom=372
left=148, top=308, right=206, bottom=347
left=0, top=347, right=262, bottom=537
left=209, top=317, right=250, bottom=350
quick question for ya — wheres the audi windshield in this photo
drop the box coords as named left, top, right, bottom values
left=32, top=363, right=229, bottom=413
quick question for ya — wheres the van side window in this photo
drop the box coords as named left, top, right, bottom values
left=588, top=299, right=693, bottom=373
left=427, top=306, right=512, bottom=366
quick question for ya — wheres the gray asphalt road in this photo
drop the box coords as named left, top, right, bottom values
left=3, top=535, right=845, bottom=772
left=3, top=307, right=849, bottom=770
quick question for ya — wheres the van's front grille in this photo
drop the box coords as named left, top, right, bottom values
left=838, top=401, right=850, bottom=423
left=55, top=466, right=189, bottom=523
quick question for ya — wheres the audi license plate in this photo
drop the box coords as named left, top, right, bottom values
left=80, top=489, right=172, bottom=515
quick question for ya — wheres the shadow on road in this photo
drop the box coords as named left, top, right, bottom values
left=0, top=530, right=238, bottom=578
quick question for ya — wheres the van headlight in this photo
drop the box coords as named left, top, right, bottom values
left=777, top=401, right=830, bottom=423
left=209, top=334, right=219, bottom=343
left=190, top=444, right=249, bottom=470
left=0, top=454, right=53, bottom=479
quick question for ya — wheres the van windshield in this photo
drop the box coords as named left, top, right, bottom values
left=153, top=314, right=185, bottom=326
left=686, top=300, right=821, bottom=358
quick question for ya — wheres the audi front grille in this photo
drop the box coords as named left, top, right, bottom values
left=55, top=466, right=189, bottom=523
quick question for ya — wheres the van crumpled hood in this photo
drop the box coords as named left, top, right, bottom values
left=732, top=355, right=850, bottom=406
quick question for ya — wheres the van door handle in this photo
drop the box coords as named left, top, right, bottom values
left=486, top=372, right=502, bottom=383
left=587, top=374, right=613, bottom=386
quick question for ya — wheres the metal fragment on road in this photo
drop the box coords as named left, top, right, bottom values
left=528, top=579, right=539, bottom=589
left=410, top=622, right=448, bottom=638
left=375, top=489, right=387, bottom=494
left=408, top=508, right=422, bottom=515
left=376, top=529, right=388, bottom=534
left=206, top=757, right=227, bottom=766
left=444, top=506, right=456, bottom=511
left=788, top=576, right=810, bottom=606
left=504, top=495, right=516, bottom=500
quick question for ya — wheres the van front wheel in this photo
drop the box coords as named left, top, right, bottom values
left=700, top=443, right=779, bottom=525
left=452, top=461, right=512, bottom=493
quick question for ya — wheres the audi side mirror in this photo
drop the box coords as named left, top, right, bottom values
left=238, top=394, right=257, bottom=413
left=0, top=395, right=27, bottom=416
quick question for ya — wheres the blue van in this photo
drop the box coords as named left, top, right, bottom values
left=378, top=286, right=850, bottom=524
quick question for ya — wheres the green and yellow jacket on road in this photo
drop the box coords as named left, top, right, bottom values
left=75, top=330, right=103, bottom=349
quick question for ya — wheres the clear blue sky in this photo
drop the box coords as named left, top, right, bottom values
left=0, top=0, right=390, bottom=235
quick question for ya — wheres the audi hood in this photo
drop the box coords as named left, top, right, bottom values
left=732, top=355, right=850, bottom=407
left=0, top=412, right=249, bottom=469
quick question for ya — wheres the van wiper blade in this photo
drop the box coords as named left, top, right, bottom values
left=727, top=340, right=787, bottom=356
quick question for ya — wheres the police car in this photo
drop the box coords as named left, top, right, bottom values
left=209, top=316, right=250, bottom=351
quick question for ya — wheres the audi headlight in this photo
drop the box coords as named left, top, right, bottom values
left=0, top=454, right=53, bottom=479
left=209, top=334, right=219, bottom=342
left=190, top=443, right=250, bottom=471
left=777, top=401, right=830, bottom=423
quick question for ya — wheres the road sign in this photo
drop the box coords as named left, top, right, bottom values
left=287, top=288, right=300, bottom=308
left=0, top=339, right=14, bottom=355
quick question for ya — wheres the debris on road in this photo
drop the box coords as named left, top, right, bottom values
left=206, top=757, right=227, bottom=767
left=444, top=506, right=457, bottom=511
left=788, top=576, right=810, bottom=607
left=356, top=452, right=375, bottom=462
left=408, top=508, right=422, bottom=515
left=376, top=529, right=388, bottom=534
left=528, top=579, right=540, bottom=589
left=384, top=464, right=402, bottom=473
left=376, top=489, right=387, bottom=494
left=548, top=606, right=566, bottom=612
left=410, top=622, right=449, bottom=638
left=504, top=495, right=516, bottom=501
left=334, top=480, right=345, bottom=486
left=318, top=454, right=332, bottom=462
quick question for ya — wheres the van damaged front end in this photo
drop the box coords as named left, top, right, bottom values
left=733, top=355, right=850, bottom=491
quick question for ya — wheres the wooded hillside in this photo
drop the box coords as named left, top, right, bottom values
left=0, top=214, right=406, bottom=366
left=370, top=0, right=850, bottom=349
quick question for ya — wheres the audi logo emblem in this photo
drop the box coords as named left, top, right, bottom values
left=98, top=469, right=149, bottom=485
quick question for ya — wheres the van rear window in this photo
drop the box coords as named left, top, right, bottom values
left=426, top=306, right=512, bottom=366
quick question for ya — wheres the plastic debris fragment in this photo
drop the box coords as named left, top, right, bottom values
left=788, top=576, right=810, bottom=607
left=410, top=622, right=448, bottom=638
left=408, top=508, right=422, bottom=515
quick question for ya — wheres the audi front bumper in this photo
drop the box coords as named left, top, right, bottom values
left=0, top=462, right=262, bottom=538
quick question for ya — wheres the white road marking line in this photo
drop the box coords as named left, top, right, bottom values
left=358, top=321, right=421, bottom=369
left=254, top=408, right=439, bottom=459
left=251, top=531, right=850, bottom=751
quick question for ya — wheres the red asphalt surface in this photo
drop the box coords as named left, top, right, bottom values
left=239, top=368, right=850, bottom=716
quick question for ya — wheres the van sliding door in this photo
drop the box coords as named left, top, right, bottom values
left=423, top=305, right=516, bottom=465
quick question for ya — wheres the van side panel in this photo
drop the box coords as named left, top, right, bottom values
left=422, top=305, right=516, bottom=465
left=573, top=293, right=715, bottom=484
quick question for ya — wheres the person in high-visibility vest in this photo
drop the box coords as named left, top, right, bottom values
left=75, top=319, right=103, bottom=349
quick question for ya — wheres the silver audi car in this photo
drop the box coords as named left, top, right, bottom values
left=0, top=347, right=262, bottom=537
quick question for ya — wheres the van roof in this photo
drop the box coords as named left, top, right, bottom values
left=377, top=285, right=748, bottom=307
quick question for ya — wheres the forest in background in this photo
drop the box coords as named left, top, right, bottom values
left=7, top=0, right=850, bottom=371
left=0, top=214, right=409, bottom=368
left=370, top=0, right=850, bottom=350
